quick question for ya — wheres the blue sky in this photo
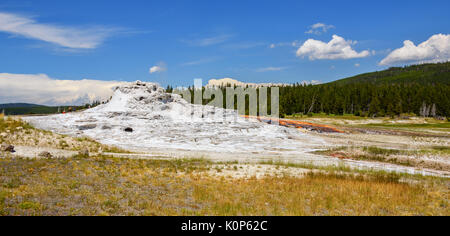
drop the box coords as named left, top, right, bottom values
left=0, top=0, right=449, bottom=90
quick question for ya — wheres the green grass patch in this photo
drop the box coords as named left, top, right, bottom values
left=287, top=113, right=368, bottom=120
left=365, top=122, right=450, bottom=129
left=0, top=116, right=34, bottom=133
left=2, top=177, right=23, bottom=189
left=431, top=146, right=450, bottom=152
left=18, top=201, right=42, bottom=211
left=363, top=146, right=403, bottom=156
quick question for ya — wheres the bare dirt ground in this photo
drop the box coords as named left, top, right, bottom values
left=290, top=117, right=450, bottom=175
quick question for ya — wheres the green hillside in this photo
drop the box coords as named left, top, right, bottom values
left=278, top=63, right=450, bottom=117
left=0, top=104, right=94, bottom=115
left=1, top=106, right=61, bottom=115
left=331, top=62, right=450, bottom=85
left=0, top=103, right=43, bottom=109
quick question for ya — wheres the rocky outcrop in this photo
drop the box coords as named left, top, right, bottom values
left=1, top=143, right=15, bottom=152
left=38, top=151, right=53, bottom=158
left=78, top=148, right=89, bottom=157
left=78, top=124, right=97, bottom=131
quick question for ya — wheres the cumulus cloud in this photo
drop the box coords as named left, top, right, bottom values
left=0, top=12, right=117, bottom=49
left=305, top=23, right=335, bottom=35
left=296, top=35, right=371, bottom=60
left=0, top=73, right=124, bottom=106
left=149, top=62, right=167, bottom=74
left=379, top=34, right=450, bottom=66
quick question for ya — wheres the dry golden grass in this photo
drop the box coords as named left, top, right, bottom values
left=192, top=173, right=449, bottom=216
left=0, top=156, right=448, bottom=216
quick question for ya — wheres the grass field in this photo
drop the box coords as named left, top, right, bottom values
left=364, top=122, right=450, bottom=129
left=0, top=114, right=449, bottom=216
left=0, top=156, right=448, bottom=216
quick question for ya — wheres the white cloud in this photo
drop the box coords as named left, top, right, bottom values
left=379, top=34, right=450, bottom=66
left=292, top=40, right=301, bottom=47
left=0, top=73, right=124, bottom=106
left=200, top=35, right=232, bottom=46
left=256, top=67, right=287, bottom=72
left=269, top=42, right=289, bottom=48
left=268, top=41, right=300, bottom=49
left=183, top=34, right=232, bottom=47
left=300, top=80, right=322, bottom=85
left=305, top=23, right=335, bottom=35
left=149, top=62, right=167, bottom=74
left=355, top=63, right=360, bottom=67
left=181, top=57, right=218, bottom=66
left=0, top=12, right=118, bottom=49
left=296, top=35, right=371, bottom=60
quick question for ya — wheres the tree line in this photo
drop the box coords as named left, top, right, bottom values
left=278, top=82, right=449, bottom=118
left=168, top=82, right=450, bottom=119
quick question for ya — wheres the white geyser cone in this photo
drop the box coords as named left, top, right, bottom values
left=24, top=81, right=326, bottom=155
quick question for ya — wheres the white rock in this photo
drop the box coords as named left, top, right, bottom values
left=24, top=81, right=326, bottom=155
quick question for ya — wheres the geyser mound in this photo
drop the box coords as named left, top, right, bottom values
left=24, top=81, right=326, bottom=155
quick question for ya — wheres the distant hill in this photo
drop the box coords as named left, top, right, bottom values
left=0, top=103, right=91, bottom=115
left=0, top=103, right=44, bottom=109
left=276, top=62, right=450, bottom=117
left=330, top=62, right=450, bottom=85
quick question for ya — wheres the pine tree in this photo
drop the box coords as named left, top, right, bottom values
left=369, top=95, right=381, bottom=117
